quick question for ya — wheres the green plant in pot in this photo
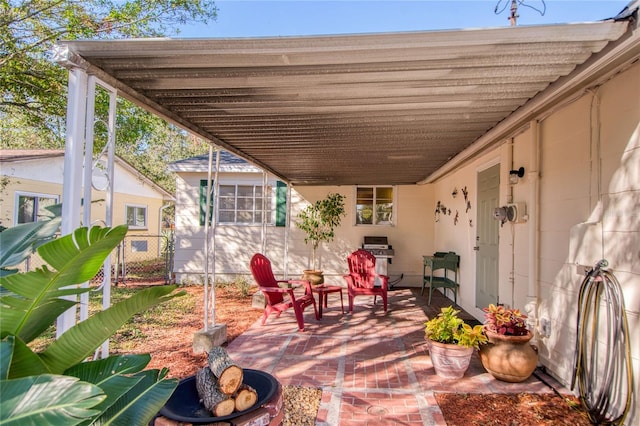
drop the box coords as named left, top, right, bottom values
left=294, top=192, right=346, bottom=285
left=479, top=304, right=539, bottom=383
left=424, top=306, right=487, bottom=379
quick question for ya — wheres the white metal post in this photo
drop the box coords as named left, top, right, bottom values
left=58, top=67, right=88, bottom=337
left=100, top=85, right=117, bottom=358
left=79, top=76, right=97, bottom=323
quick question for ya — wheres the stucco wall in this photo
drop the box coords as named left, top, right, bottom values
left=173, top=174, right=434, bottom=286
left=432, top=61, right=639, bottom=422
left=0, top=156, right=169, bottom=260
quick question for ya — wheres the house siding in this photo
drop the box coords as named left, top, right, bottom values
left=432, top=61, right=639, bottom=422
left=173, top=172, right=435, bottom=286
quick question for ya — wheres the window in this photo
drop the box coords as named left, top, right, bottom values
left=131, top=240, right=148, bottom=252
left=126, top=205, right=147, bottom=229
left=200, top=180, right=287, bottom=226
left=219, top=184, right=272, bottom=224
left=15, top=192, right=58, bottom=224
left=355, top=186, right=394, bottom=225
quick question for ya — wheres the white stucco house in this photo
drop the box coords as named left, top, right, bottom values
left=52, top=2, right=639, bottom=423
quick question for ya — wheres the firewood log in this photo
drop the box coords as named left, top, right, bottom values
left=195, top=367, right=235, bottom=417
left=234, top=384, right=258, bottom=412
left=207, top=346, right=243, bottom=395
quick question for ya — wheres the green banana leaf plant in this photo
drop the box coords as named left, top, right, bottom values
left=0, top=222, right=184, bottom=425
left=0, top=204, right=61, bottom=278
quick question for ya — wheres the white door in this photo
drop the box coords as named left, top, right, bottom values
left=475, top=164, right=500, bottom=308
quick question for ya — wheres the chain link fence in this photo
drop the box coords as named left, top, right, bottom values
left=22, top=232, right=175, bottom=285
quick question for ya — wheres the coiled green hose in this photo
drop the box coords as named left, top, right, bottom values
left=571, top=259, right=634, bottom=425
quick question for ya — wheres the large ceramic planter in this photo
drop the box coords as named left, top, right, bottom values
left=302, top=270, right=324, bottom=285
left=479, top=330, right=538, bottom=383
left=427, top=339, right=474, bottom=379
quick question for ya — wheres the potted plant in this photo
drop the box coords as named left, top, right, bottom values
left=424, top=306, right=487, bottom=379
left=479, top=304, right=539, bottom=382
left=295, top=192, right=346, bottom=284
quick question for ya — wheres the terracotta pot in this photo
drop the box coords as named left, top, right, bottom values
left=427, top=339, right=474, bottom=379
left=302, top=270, right=324, bottom=285
left=479, top=330, right=538, bottom=383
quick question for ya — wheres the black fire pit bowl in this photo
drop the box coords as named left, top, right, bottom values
left=158, top=368, right=279, bottom=424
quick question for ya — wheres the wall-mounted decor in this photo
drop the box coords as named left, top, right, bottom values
left=454, top=210, right=459, bottom=225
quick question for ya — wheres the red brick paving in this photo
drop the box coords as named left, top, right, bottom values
left=226, top=288, right=570, bottom=425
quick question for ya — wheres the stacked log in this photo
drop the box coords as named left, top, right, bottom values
left=195, top=346, right=259, bottom=417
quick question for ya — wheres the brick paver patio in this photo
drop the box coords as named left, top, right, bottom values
left=226, top=287, right=569, bottom=425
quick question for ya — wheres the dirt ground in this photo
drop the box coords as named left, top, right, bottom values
left=128, top=285, right=589, bottom=424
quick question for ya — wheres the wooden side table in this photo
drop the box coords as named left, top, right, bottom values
left=312, top=285, right=344, bottom=318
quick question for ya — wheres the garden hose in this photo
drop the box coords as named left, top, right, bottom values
left=571, top=260, right=634, bottom=425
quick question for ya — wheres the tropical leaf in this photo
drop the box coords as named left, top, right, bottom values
left=66, top=354, right=152, bottom=417
left=0, top=375, right=105, bottom=426
left=65, top=354, right=152, bottom=381
left=1, top=295, right=77, bottom=344
left=37, top=225, right=128, bottom=286
left=0, top=217, right=61, bottom=271
left=39, top=285, right=182, bottom=374
left=92, top=369, right=177, bottom=426
left=0, top=337, right=13, bottom=380
left=3, top=336, right=48, bottom=379
left=0, top=225, right=126, bottom=342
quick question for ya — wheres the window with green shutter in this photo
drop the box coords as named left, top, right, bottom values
left=201, top=180, right=282, bottom=225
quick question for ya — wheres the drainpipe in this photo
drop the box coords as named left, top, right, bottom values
left=159, top=202, right=172, bottom=235
left=525, top=120, right=541, bottom=335
left=506, top=138, right=515, bottom=307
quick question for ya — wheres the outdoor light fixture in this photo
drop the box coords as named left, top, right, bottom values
left=509, top=167, right=525, bottom=184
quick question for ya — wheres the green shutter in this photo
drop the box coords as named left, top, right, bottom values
left=275, top=181, right=287, bottom=227
left=199, top=180, right=214, bottom=226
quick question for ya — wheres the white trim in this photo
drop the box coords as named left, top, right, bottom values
left=354, top=185, right=396, bottom=226
left=13, top=191, right=59, bottom=225
left=125, top=204, right=148, bottom=229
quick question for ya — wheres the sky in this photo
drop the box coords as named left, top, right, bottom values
left=174, top=0, right=631, bottom=38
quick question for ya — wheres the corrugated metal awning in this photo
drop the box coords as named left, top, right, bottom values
left=54, top=20, right=630, bottom=185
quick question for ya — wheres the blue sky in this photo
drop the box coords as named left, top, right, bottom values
left=175, top=0, right=631, bottom=38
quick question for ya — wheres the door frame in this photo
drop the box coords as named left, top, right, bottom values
left=475, top=159, right=501, bottom=309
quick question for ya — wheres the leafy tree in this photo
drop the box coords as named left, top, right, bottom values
left=1, top=0, right=217, bottom=192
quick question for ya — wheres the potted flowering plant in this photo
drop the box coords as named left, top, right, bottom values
left=479, top=304, right=539, bottom=382
left=424, top=306, right=487, bottom=379
left=483, top=303, right=529, bottom=336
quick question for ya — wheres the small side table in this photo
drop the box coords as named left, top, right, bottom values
left=312, top=285, right=344, bottom=318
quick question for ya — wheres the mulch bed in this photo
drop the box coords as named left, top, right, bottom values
left=435, top=392, right=591, bottom=425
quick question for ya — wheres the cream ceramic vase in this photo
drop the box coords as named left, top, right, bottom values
left=479, top=330, right=538, bottom=383
left=427, top=339, right=474, bottom=379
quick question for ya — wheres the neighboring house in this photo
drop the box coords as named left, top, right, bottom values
left=168, top=151, right=291, bottom=284
left=0, top=149, right=174, bottom=263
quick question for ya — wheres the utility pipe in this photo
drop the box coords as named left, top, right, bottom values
left=525, top=120, right=541, bottom=334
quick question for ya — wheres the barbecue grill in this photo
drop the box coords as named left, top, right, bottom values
left=362, top=236, right=394, bottom=285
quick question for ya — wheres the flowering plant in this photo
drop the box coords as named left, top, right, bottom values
left=425, top=306, right=487, bottom=349
left=482, top=304, right=529, bottom=336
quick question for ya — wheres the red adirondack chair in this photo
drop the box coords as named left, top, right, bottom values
left=250, top=253, right=319, bottom=331
left=343, top=249, right=389, bottom=313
